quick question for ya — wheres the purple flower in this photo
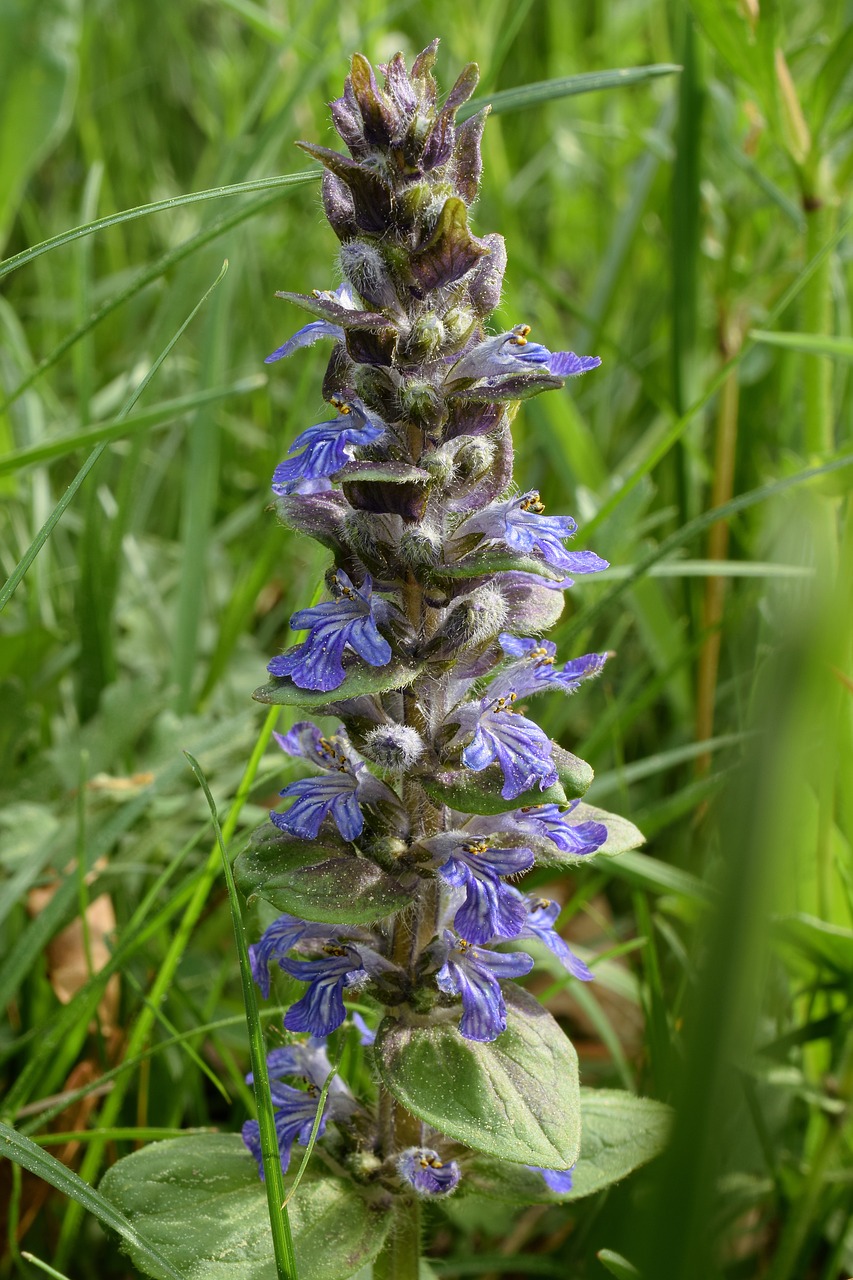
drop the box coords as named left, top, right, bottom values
left=397, top=1147, right=461, bottom=1197
left=258, top=1038, right=344, bottom=1092
left=271, top=396, right=384, bottom=496
left=434, top=838, right=534, bottom=943
left=460, top=694, right=557, bottom=801
left=436, top=933, right=533, bottom=1042
left=489, top=635, right=608, bottom=700
left=249, top=913, right=335, bottom=999
left=446, top=325, right=601, bottom=387
left=270, top=719, right=404, bottom=842
left=269, top=570, right=392, bottom=693
left=455, top=492, right=609, bottom=580
left=265, top=282, right=354, bottom=363
left=272, top=769, right=364, bottom=841
left=242, top=1086, right=327, bottom=1178
left=281, top=944, right=365, bottom=1036
left=509, top=801, right=607, bottom=856
left=531, top=1164, right=575, bottom=1193
left=517, top=895, right=593, bottom=982
left=351, top=1011, right=376, bottom=1046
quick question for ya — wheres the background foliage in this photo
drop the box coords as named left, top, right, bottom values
left=1, top=0, right=851, bottom=1277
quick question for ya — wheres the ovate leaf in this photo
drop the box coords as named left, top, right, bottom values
left=254, top=661, right=422, bottom=709
left=422, top=769, right=568, bottom=815
left=375, top=985, right=580, bottom=1167
left=99, top=1133, right=391, bottom=1280
left=466, top=1088, right=671, bottom=1203
left=235, top=824, right=416, bottom=925
left=553, top=745, right=595, bottom=800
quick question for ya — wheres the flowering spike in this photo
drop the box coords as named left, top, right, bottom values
left=240, top=42, right=640, bottom=1226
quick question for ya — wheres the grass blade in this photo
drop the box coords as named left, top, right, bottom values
left=460, top=64, right=681, bottom=120
left=282, top=1044, right=342, bottom=1207
left=0, top=172, right=316, bottom=281
left=0, top=375, right=264, bottom=475
left=184, top=751, right=297, bottom=1280
left=749, top=329, right=853, bottom=360
left=0, top=259, right=229, bottom=614
left=0, top=1122, right=184, bottom=1280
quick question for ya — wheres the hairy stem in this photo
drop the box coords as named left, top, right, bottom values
left=374, top=1196, right=422, bottom=1280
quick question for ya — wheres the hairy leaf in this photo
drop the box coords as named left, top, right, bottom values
left=235, top=824, right=416, bottom=925
left=253, top=662, right=422, bottom=709
left=375, top=985, right=580, bottom=1166
left=466, top=1088, right=671, bottom=1203
left=99, top=1134, right=390, bottom=1280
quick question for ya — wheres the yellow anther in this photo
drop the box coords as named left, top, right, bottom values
left=329, top=394, right=352, bottom=416
left=324, top=944, right=347, bottom=957
left=510, top=323, right=532, bottom=346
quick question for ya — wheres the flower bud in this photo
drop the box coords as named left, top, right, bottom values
left=442, top=305, right=475, bottom=349
left=399, top=523, right=441, bottom=570
left=454, top=436, right=494, bottom=482
left=339, top=240, right=400, bottom=310
left=403, top=313, right=445, bottom=361
left=426, top=585, right=508, bottom=661
left=362, top=724, right=426, bottom=770
left=398, top=377, right=444, bottom=430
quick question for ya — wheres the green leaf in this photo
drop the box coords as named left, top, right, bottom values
left=0, top=0, right=80, bottom=251
left=253, top=662, right=422, bottom=709
left=459, top=64, right=681, bottom=121
left=421, top=769, right=569, bottom=815
left=334, top=462, right=431, bottom=485
left=597, top=1250, right=643, bottom=1280
left=99, top=1134, right=391, bottom=1280
left=466, top=1088, right=671, bottom=1204
left=749, top=329, right=853, bottom=361
left=375, top=985, right=580, bottom=1167
left=234, top=824, right=417, bottom=925
left=0, top=1122, right=183, bottom=1280
left=553, top=746, right=595, bottom=800
left=435, top=551, right=567, bottom=583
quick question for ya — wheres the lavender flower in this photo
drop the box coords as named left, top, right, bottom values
left=242, top=1089, right=326, bottom=1179
left=458, top=693, right=558, bottom=800
left=509, top=801, right=608, bottom=855
left=489, top=635, right=608, bottom=700
left=271, top=397, right=384, bottom=495
left=269, top=570, right=392, bottom=692
left=281, top=944, right=365, bottom=1036
left=265, top=283, right=355, bottom=363
left=532, top=1165, right=575, bottom=1193
left=455, top=491, right=609, bottom=580
left=446, top=325, right=601, bottom=387
left=436, top=933, right=533, bottom=1042
left=272, top=768, right=364, bottom=841
left=248, top=913, right=336, bottom=998
left=397, top=1148, right=461, bottom=1196
left=432, top=837, right=534, bottom=943
left=517, top=895, right=593, bottom=982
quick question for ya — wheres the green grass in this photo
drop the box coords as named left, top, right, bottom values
left=1, top=2, right=851, bottom=1278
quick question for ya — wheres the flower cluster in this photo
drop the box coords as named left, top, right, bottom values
left=239, top=43, right=621, bottom=1209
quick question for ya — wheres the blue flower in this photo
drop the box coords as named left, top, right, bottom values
left=270, top=719, right=404, bottom=842
left=517, top=895, right=593, bottom=981
left=436, top=933, right=533, bottom=1041
left=489, top=635, right=608, bottom=700
left=272, top=769, right=364, bottom=840
left=249, top=913, right=336, bottom=999
left=460, top=693, right=558, bottom=801
left=269, top=570, right=392, bottom=692
left=509, top=801, right=607, bottom=856
left=455, top=492, right=609, bottom=580
left=242, top=1086, right=327, bottom=1178
left=350, top=1011, right=376, bottom=1046
left=445, top=325, right=600, bottom=388
left=531, top=1164, right=575, bottom=1193
left=397, top=1147, right=461, bottom=1197
left=271, top=396, right=385, bottom=496
left=281, top=944, right=366, bottom=1036
left=252, top=1037, right=338, bottom=1090
left=434, top=837, right=534, bottom=943
left=265, top=282, right=354, bottom=363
